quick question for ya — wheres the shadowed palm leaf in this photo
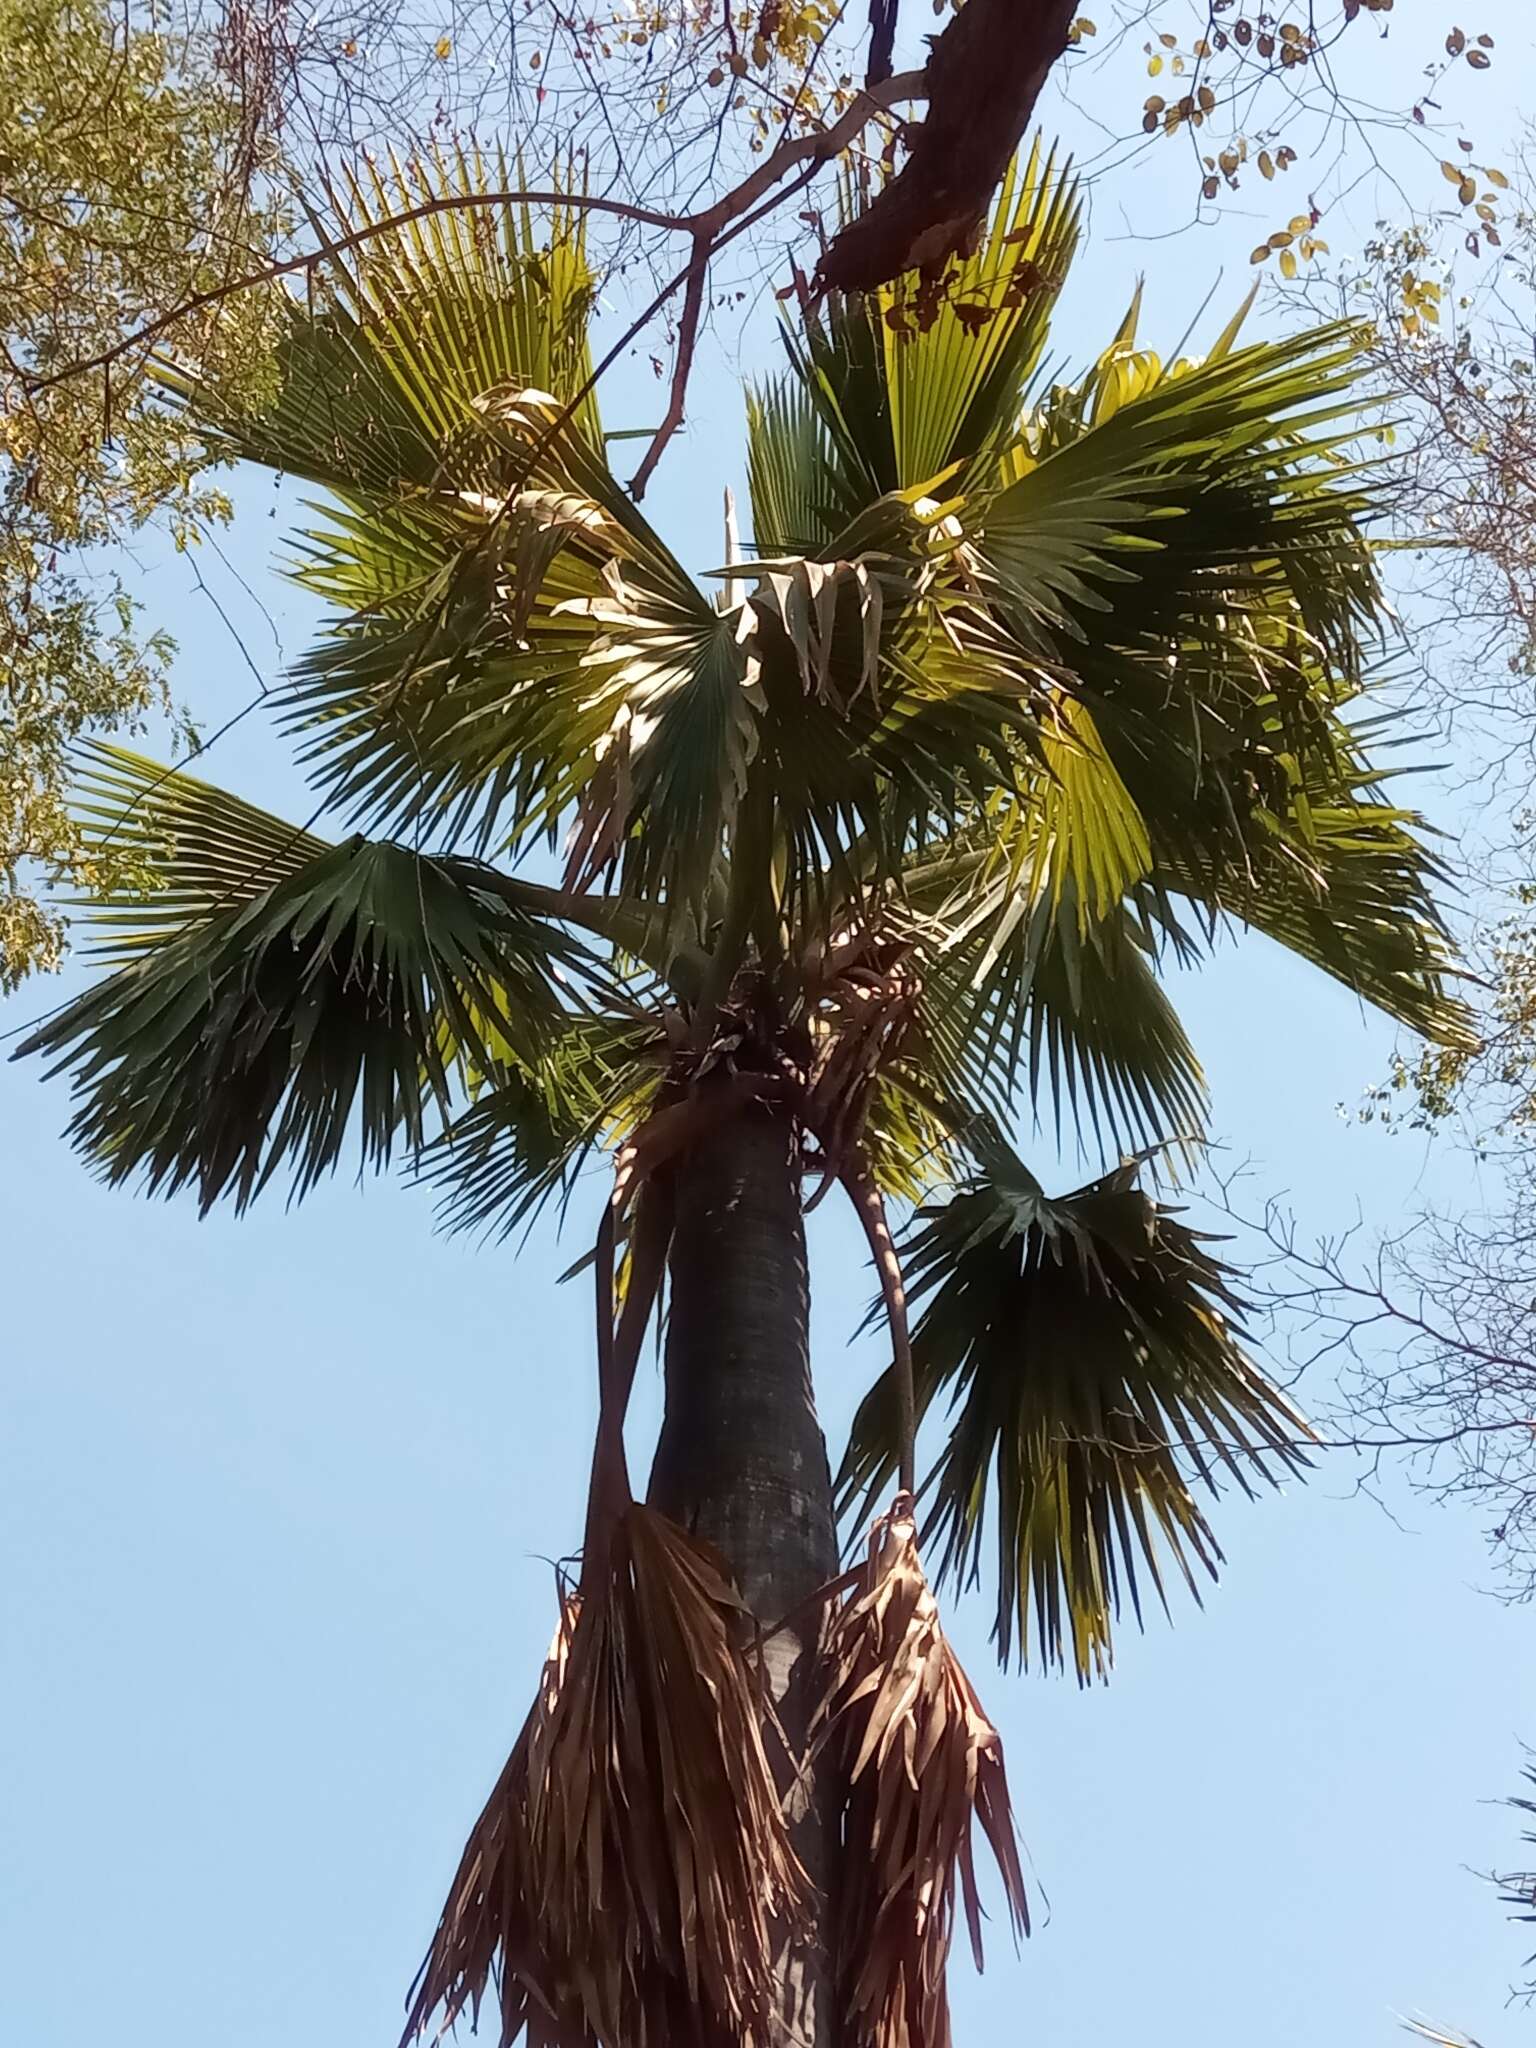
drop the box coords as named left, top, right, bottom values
left=20, top=749, right=599, bottom=1210
left=838, top=1134, right=1310, bottom=1679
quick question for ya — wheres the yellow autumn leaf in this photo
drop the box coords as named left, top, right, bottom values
left=434, top=33, right=451, bottom=57
left=1279, top=248, right=1297, bottom=279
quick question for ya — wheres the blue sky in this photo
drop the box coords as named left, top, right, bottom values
left=6, top=7, right=1536, bottom=2044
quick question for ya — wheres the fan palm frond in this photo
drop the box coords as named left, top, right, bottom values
left=756, top=136, right=1083, bottom=537
left=1151, top=727, right=1473, bottom=1047
left=421, top=1013, right=664, bottom=1242
left=838, top=1139, right=1310, bottom=1680
left=159, top=142, right=601, bottom=497
left=19, top=755, right=591, bottom=1210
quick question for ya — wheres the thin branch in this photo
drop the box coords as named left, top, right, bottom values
left=628, top=235, right=709, bottom=500
left=843, top=1152, right=917, bottom=1497
left=23, top=186, right=679, bottom=394
left=23, top=69, right=926, bottom=405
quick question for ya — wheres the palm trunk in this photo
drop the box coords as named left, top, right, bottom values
left=647, top=1101, right=840, bottom=2048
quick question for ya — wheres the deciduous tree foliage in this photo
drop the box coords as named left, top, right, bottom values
left=0, top=0, right=284, bottom=987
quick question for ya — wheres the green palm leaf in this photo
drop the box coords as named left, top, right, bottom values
left=19, top=755, right=589, bottom=1210
left=271, top=382, right=762, bottom=933
left=159, top=143, right=601, bottom=497
left=984, top=315, right=1377, bottom=663
left=902, top=730, right=1206, bottom=1157
left=69, top=744, right=333, bottom=952
left=973, top=320, right=1386, bottom=915
left=938, top=893, right=1207, bottom=1156
left=754, top=136, right=1083, bottom=535
left=421, top=1013, right=663, bottom=1242
left=838, top=1139, right=1308, bottom=1681
left=1150, top=722, right=1472, bottom=1047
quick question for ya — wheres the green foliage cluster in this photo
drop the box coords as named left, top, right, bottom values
left=0, top=0, right=286, bottom=987
left=20, top=146, right=1471, bottom=1676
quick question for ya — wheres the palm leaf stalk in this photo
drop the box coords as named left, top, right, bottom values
left=15, top=138, right=1475, bottom=2048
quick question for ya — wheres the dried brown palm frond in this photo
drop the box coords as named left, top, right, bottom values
left=400, top=1605, right=579, bottom=2048
left=526, top=1502, right=809, bottom=2048
left=815, top=1498, right=1029, bottom=2048
left=407, top=1147, right=807, bottom=2048
left=402, top=1505, right=806, bottom=2048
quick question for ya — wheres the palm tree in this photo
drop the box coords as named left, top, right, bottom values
left=20, top=141, right=1468, bottom=2048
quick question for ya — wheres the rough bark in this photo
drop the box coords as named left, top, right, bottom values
left=648, top=1104, right=840, bottom=2048
left=817, top=0, right=1079, bottom=293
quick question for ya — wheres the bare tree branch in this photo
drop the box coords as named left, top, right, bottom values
left=817, top=0, right=1079, bottom=291
left=23, top=69, right=925, bottom=406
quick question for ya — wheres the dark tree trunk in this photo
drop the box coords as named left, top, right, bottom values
left=817, top=0, right=1079, bottom=292
left=647, top=1103, right=840, bottom=2048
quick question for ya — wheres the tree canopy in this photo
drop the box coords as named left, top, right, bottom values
left=1, top=0, right=1514, bottom=995
left=20, top=143, right=1472, bottom=1676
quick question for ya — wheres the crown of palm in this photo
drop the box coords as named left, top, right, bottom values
left=21, top=138, right=1470, bottom=1676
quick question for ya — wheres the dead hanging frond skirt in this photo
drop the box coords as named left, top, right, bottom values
left=815, top=1498, right=1029, bottom=2048
left=401, top=1605, right=576, bottom=2048
left=406, top=1105, right=1030, bottom=2048
left=402, top=1503, right=807, bottom=2048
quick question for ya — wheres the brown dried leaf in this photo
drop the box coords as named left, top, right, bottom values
left=400, top=1610, right=578, bottom=2048
left=813, top=1501, right=1029, bottom=2048
left=404, top=1506, right=805, bottom=2048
